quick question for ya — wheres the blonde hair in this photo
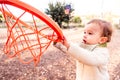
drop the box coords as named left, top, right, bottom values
left=87, top=19, right=113, bottom=42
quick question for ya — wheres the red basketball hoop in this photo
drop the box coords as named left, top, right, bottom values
left=0, top=0, right=65, bottom=66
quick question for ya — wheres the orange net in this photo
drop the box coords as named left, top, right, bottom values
left=0, top=0, right=64, bottom=66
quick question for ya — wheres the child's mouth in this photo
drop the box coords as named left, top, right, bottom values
left=83, top=39, right=86, bottom=44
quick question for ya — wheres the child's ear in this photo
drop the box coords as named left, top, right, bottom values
left=99, top=37, right=108, bottom=44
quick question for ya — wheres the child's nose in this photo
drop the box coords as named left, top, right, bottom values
left=83, top=34, right=87, bottom=39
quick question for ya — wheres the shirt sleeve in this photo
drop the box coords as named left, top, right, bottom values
left=67, top=43, right=109, bottom=66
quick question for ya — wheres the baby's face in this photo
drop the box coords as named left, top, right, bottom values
left=82, top=23, right=103, bottom=45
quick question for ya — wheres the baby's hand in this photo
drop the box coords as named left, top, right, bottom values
left=53, top=42, right=67, bottom=53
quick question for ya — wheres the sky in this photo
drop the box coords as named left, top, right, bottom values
left=20, top=0, right=120, bottom=16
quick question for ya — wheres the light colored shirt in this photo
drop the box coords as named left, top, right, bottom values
left=67, top=43, right=109, bottom=80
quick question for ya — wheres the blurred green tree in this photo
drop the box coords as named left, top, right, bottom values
left=45, top=1, right=74, bottom=28
left=71, top=16, right=82, bottom=23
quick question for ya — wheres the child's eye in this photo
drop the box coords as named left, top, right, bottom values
left=88, top=32, right=93, bottom=35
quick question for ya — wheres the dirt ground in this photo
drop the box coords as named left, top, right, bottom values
left=0, top=28, right=120, bottom=80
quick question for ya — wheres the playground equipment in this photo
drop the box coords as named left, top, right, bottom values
left=0, top=0, right=64, bottom=66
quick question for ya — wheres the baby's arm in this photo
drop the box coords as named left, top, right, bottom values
left=53, top=39, right=109, bottom=66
